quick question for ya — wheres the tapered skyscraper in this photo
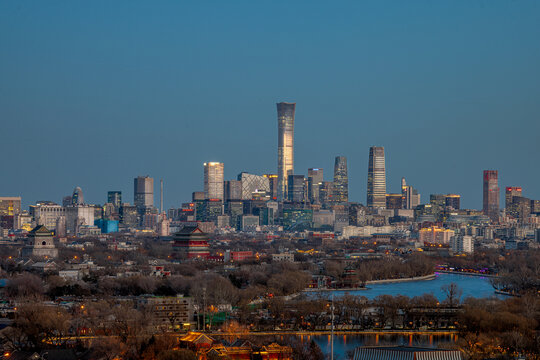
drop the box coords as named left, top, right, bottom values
left=367, top=146, right=386, bottom=208
left=277, top=102, right=295, bottom=201
left=483, top=170, right=499, bottom=223
left=333, top=156, right=348, bottom=203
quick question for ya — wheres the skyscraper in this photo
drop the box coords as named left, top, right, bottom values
left=134, top=176, right=154, bottom=209
left=505, top=187, right=522, bottom=209
left=107, top=191, right=122, bottom=209
left=445, top=194, right=460, bottom=210
left=263, top=174, right=278, bottom=200
left=224, top=180, right=242, bottom=201
left=287, top=175, right=305, bottom=203
left=204, top=162, right=224, bottom=200
left=277, top=102, right=295, bottom=202
left=333, top=156, right=348, bottom=203
left=483, top=170, right=499, bottom=223
left=401, top=177, right=420, bottom=209
left=367, top=146, right=386, bottom=208
left=308, top=168, right=324, bottom=204
left=72, top=187, right=84, bottom=205
left=238, top=172, right=270, bottom=200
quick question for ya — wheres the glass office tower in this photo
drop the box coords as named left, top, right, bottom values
left=277, top=102, right=295, bottom=202
left=367, top=146, right=386, bottom=208
left=333, top=156, right=348, bottom=203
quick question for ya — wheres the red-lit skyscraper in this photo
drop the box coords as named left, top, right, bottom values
left=505, top=186, right=522, bottom=209
left=483, top=170, right=499, bottom=223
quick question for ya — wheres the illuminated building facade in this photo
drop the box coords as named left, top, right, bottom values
left=277, top=102, right=295, bottom=201
left=367, top=146, right=386, bottom=208
left=401, top=178, right=421, bottom=210
left=287, top=174, right=305, bottom=203
left=333, top=156, right=348, bottom=203
left=308, top=168, right=324, bottom=204
left=419, top=226, right=454, bottom=244
left=445, top=194, right=461, bottom=210
left=0, top=197, right=21, bottom=217
left=483, top=170, right=499, bottom=223
left=505, top=187, right=522, bottom=209
left=204, top=162, right=224, bottom=200
left=263, top=174, right=278, bottom=200
left=238, top=172, right=270, bottom=200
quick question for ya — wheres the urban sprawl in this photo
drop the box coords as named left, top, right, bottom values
left=0, top=103, right=538, bottom=360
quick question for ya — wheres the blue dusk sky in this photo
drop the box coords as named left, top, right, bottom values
left=1, top=0, right=539, bottom=210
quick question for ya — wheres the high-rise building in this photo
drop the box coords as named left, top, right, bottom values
left=192, top=191, right=205, bottom=201
left=367, top=146, right=386, bottom=208
left=120, top=203, right=138, bottom=228
left=531, top=199, right=540, bottom=214
left=107, top=191, right=122, bottom=209
left=507, top=196, right=531, bottom=221
left=204, top=162, right=224, bottom=200
left=263, top=174, right=278, bottom=200
left=308, top=168, right=324, bottom=204
left=72, top=187, right=84, bottom=205
left=320, top=181, right=335, bottom=205
left=29, top=202, right=65, bottom=231
left=401, top=178, right=420, bottom=210
left=224, top=180, right=242, bottom=201
left=287, top=175, right=305, bottom=203
left=0, top=197, right=21, bottom=217
left=505, top=187, right=522, bottom=209
left=386, top=194, right=404, bottom=209
left=277, top=102, right=295, bottom=202
left=0, top=196, right=22, bottom=230
left=445, top=194, right=461, bottom=210
left=238, top=172, right=270, bottom=200
left=62, top=196, right=72, bottom=207
left=483, top=170, right=499, bottom=223
left=134, top=176, right=154, bottom=209
left=333, top=156, right=348, bottom=203
left=65, top=205, right=95, bottom=235
left=430, top=194, right=447, bottom=219
left=451, top=235, right=474, bottom=254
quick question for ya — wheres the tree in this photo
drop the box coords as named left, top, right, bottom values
left=5, top=273, right=45, bottom=299
left=441, top=283, right=462, bottom=307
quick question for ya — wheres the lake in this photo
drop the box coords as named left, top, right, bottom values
left=309, top=272, right=501, bottom=300
left=306, top=272, right=501, bottom=357
left=311, top=333, right=458, bottom=359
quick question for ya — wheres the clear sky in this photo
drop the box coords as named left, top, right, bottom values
left=1, top=0, right=539, bottom=210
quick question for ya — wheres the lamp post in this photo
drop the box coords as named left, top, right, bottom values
left=331, top=293, right=334, bottom=360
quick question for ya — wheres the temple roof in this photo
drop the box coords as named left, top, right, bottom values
left=29, top=225, right=52, bottom=236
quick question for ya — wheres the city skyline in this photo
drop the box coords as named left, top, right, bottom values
left=1, top=1, right=540, bottom=209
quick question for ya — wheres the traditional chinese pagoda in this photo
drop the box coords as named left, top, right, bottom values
left=173, top=225, right=210, bottom=260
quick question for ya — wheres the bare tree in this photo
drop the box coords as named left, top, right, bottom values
left=441, top=283, right=462, bottom=307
